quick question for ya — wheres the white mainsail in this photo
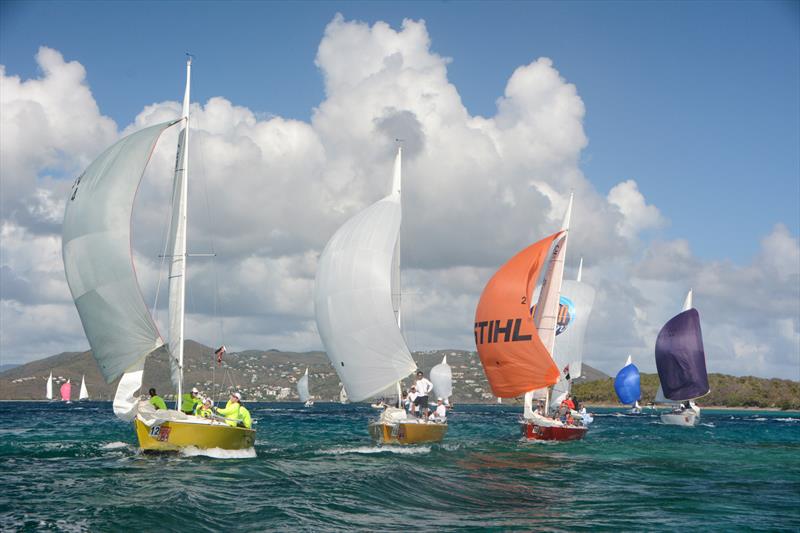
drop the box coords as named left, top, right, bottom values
left=297, top=367, right=310, bottom=403
left=167, top=58, right=192, bottom=406
left=46, top=372, right=53, bottom=400
left=79, top=375, right=89, bottom=400
left=525, top=194, right=572, bottom=417
left=314, top=148, right=416, bottom=402
left=430, top=355, right=453, bottom=401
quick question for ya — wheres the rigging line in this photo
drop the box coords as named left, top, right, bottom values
left=192, top=104, right=225, bottom=346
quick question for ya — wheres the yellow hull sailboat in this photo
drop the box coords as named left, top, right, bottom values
left=62, top=56, right=254, bottom=452
left=315, top=146, right=447, bottom=445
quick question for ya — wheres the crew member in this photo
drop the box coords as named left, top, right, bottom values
left=215, top=392, right=252, bottom=429
left=149, top=388, right=167, bottom=410
left=414, top=370, right=433, bottom=419
left=197, top=397, right=214, bottom=418
left=181, top=387, right=202, bottom=415
left=428, top=397, right=447, bottom=421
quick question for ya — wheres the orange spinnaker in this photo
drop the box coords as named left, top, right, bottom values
left=474, top=231, right=562, bottom=398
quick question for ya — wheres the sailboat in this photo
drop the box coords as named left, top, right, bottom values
left=339, top=386, right=349, bottom=404
left=60, top=380, right=72, bottom=403
left=475, top=194, right=587, bottom=441
left=655, top=290, right=709, bottom=427
left=314, top=147, right=447, bottom=445
left=46, top=371, right=53, bottom=401
left=78, top=375, right=89, bottom=401
left=614, top=355, right=641, bottom=414
left=62, top=57, right=255, bottom=451
left=298, top=367, right=314, bottom=407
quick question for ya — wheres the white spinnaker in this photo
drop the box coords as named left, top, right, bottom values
left=46, top=372, right=53, bottom=400
left=63, top=121, right=173, bottom=388
left=297, top=368, right=310, bottom=402
left=79, top=375, right=89, bottom=400
left=430, top=355, right=453, bottom=400
left=314, top=151, right=415, bottom=403
left=168, top=59, right=191, bottom=405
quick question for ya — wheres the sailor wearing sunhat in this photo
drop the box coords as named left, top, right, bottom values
left=181, top=386, right=203, bottom=414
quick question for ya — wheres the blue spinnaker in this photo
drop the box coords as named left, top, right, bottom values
left=614, top=363, right=641, bottom=405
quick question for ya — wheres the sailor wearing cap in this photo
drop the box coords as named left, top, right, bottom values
left=214, top=392, right=252, bottom=429
left=181, top=387, right=203, bottom=415
left=429, top=397, right=447, bottom=421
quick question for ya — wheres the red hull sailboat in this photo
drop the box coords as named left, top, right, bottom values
left=475, top=194, right=587, bottom=442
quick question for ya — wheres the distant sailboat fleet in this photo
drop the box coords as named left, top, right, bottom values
left=52, top=55, right=715, bottom=452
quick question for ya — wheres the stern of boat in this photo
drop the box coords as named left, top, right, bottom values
left=134, top=417, right=255, bottom=451
left=368, top=420, right=448, bottom=445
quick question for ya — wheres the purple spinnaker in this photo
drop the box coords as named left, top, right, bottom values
left=655, top=309, right=709, bottom=401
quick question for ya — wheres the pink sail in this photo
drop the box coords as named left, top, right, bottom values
left=60, top=380, right=72, bottom=402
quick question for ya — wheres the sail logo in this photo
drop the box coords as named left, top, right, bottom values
left=474, top=318, right=533, bottom=345
left=530, top=296, right=575, bottom=336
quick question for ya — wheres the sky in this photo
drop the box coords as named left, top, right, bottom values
left=0, top=1, right=798, bottom=380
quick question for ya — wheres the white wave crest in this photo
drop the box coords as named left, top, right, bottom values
left=101, top=441, right=129, bottom=450
left=775, top=417, right=799, bottom=423
left=317, top=446, right=430, bottom=456
left=180, top=446, right=257, bottom=459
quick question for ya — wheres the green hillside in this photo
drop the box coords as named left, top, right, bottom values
left=573, top=373, right=800, bottom=410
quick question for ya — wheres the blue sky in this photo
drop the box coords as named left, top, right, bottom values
left=1, top=1, right=798, bottom=378
left=2, top=1, right=798, bottom=264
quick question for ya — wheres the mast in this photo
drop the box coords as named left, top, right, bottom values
left=392, top=145, right=404, bottom=403
left=169, top=56, right=191, bottom=409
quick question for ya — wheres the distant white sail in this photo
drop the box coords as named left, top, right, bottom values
left=314, top=149, right=416, bottom=402
left=297, top=367, right=310, bottom=403
left=46, top=372, right=53, bottom=400
left=62, top=121, right=174, bottom=384
left=339, top=386, right=349, bottom=404
left=79, top=375, right=89, bottom=400
left=430, top=355, right=453, bottom=400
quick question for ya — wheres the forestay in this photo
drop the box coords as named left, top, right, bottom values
left=63, top=121, right=176, bottom=383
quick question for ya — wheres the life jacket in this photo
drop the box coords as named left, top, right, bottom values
left=181, top=393, right=201, bottom=413
left=197, top=407, right=213, bottom=418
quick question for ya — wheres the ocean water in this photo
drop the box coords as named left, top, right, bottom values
left=0, top=402, right=798, bottom=532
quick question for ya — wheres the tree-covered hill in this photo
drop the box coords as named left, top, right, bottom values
left=573, top=373, right=800, bottom=410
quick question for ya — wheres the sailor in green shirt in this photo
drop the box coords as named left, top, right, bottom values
left=215, top=392, right=252, bottom=428
left=181, top=387, right=203, bottom=414
left=148, top=388, right=167, bottom=410
left=196, top=397, right=214, bottom=418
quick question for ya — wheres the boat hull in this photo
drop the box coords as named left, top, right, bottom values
left=521, top=421, right=588, bottom=441
left=368, top=421, right=447, bottom=445
left=134, top=418, right=256, bottom=451
left=660, top=411, right=699, bottom=427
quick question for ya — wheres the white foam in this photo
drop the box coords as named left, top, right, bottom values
left=101, top=441, right=129, bottom=450
left=752, top=417, right=768, bottom=421
left=775, top=417, right=799, bottom=423
left=317, top=446, right=430, bottom=456
left=180, top=446, right=257, bottom=459
left=700, top=422, right=715, bottom=428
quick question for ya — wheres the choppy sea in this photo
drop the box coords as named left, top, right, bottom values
left=0, top=402, right=798, bottom=531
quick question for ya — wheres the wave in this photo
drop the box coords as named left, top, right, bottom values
left=180, top=446, right=257, bottom=459
left=317, top=445, right=430, bottom=455
left=101, top=441, right=129, bottom=450
left=774, top=417, right=799, bottom=423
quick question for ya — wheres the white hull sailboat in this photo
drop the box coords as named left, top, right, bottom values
left=655, top=290, right=710, bottom=428
left=315, top=147, right=446, bottom=445
left=62, top=57, right=254, bottom=451
left=46, top=371, right=53, bottom=401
